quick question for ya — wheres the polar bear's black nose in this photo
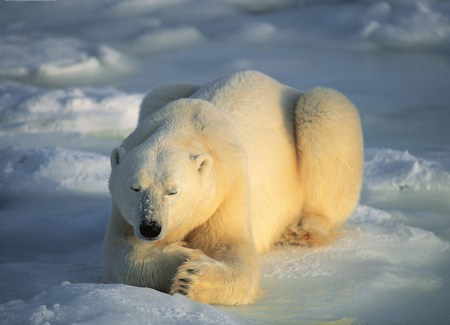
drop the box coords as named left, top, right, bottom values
left=139, top=219, right=162, bottom=240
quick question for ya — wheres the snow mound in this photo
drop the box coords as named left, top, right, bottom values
left=106, top=0, right=185, bottom=16
left=230, top=0, right=298, bottom=13
left=363, top=148, right=450, bottom=192
left=361, top=2, right=450, bottom=49
left=0, top=147, right=109, bottom=194
left=232, top=22, right=278, bottom=43
left=0, top=35, right=134, bottom=86
left=0, top=282, right=240, bottom=325
left=350, top=205, right=449, bottom=267
left=0, top=83, right=142, bottom=135
left=130, top=26, right=204, bottom=54
left=263, top=204, right=448, bottom=283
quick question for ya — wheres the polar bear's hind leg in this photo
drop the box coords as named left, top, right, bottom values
left=286, top=88, right=364, bottom=246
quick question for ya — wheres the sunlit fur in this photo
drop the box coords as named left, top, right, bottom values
left=102, top=70, right=363, bottom=305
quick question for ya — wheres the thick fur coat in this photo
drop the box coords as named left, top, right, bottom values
left=103, top=71, right=363, bottom=305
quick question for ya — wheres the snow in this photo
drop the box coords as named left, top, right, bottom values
left=0, top=147, right=109, bottom=193
left=363, top=149, right=450, bottom=192
left=1, top=0, right=449, bottom=324
left=1, top=282, right=239, bottom=325
left=130, top=26, right=205, bottom=54
left=361, top=2, right=450, bottom=49
left=0, top=36, right=135, bottom=87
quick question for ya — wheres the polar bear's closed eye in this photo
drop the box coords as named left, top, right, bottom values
left=165, top=188, right=179, bottom=196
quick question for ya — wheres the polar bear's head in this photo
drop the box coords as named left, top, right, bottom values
left=109, top=98, right=246, bottom=242
left=109, top=142, right=216, bottom=242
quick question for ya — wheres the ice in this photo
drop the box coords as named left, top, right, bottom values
left=0, top=36, right=134, bottom=87
left=130, top=26, right=204, bottom=54
left=1, top=0, right=449, bottom=324
left=230, top=0, right=298, bottom=14
left=0, top=282, right=239, bottom=325
left=263, top=209, right=448, bottom=280
left=107, top=0, right=186, bottom=16
left=0, top=146, right=109, bottom=194
left=0, top=82, right=141, bottom=135
left=364, top=148, right=450, bottom=192
left=361, top=2, right=450, bottom=49
left=233, top=22, right=278, bottom=43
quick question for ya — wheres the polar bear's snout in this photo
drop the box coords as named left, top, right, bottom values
left=135, top=191, right=164, bottom=240
left=139, top=219, right=162, bottom=240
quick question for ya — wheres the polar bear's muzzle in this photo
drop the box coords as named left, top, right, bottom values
left=139, top=219, right=162, bottom=240
left=135, top=192, right=164, bottom=240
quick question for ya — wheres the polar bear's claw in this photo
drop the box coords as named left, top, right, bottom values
left=170, top=251, right=216, bottom=301
left=186, top=268, right=200, bottom=275
left=171, top=272, right=195, bottom=297
left=172, top=277, right=192, bottom=295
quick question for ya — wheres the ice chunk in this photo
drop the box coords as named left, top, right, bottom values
left=263, top=204, right=448, bottom=282
left=233, top=22, right=278, bottom=43
left=130, top=26, right=204, bottom=54
left=0, top=282, right=240, bottom=325
left=0, top=147, right=110, bottom=193
left=230, top=0, right=297, bottom=13
left=363, top=148, right=450, bottom=192
left=361, top=2, right=450, bottom=49
left=0, top=36, right=134, bottom=86
left=0, top=83, right=142, bottom=135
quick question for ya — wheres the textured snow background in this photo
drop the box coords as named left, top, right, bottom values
left=1, top=0, right=450, bottom=324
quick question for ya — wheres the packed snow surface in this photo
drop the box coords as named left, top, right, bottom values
left=1, top=0, right=449, bottom=324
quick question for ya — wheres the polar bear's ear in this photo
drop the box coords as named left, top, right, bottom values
left=191, top=153, right=212, bottom=175
left=111, top=146, right=126, bottom=167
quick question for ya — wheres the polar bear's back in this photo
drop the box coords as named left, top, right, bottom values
left=192, top=71, right=305, bottom=252
left=191, top=70, right=301, bottom=159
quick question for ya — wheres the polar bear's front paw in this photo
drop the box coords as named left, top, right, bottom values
left=170, top=267, right=198, bottom=296
left=170, top=250, right=223, bottom=303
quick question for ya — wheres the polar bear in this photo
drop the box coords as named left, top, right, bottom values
left=103, top=70, right=363, bottom=305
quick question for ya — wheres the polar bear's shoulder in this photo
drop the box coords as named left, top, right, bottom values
left=191, top=70, right=286, bottom=107
left=195, top=70, right=280, bottom=94
left=139, top=83, right=199, bottom=124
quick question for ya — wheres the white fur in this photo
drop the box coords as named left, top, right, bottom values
left=103, top=70, right=363, bottom=305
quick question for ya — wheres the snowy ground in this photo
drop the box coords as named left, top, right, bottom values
left=1, top=0, right=450, bottom=324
